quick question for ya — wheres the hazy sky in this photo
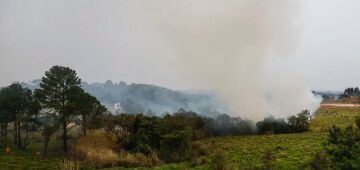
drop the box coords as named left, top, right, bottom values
left=0, top=0, right=360, bottom=91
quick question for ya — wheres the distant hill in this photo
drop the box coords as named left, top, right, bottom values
left=21, top=80, right=227, bottom=116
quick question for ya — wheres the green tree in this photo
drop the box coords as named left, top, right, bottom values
left=75, top=91, right=107, bottom=136
left=0, top=83, right=39, bottom=149
left=288, top=110, right=311, bottom=133
left=0, top=87, right=12, bottom=139
left=160, top=130, right=191, bottom=162
left=35, top=66, right=82, bottom=152
left=38, top=115, right=60, bottom=154
left=104, top=114, right=136, bottom=149
left=326, top=125, right=360, bottom=170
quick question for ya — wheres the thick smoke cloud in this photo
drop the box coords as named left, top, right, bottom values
left=0, top=0, right=322, bottom=120
left=135, top=0, right=322, bottom=120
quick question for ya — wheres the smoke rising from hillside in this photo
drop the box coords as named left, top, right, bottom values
left=138, top=0, right=321, bottom=120
left=0, top=0, right=322, bottom=120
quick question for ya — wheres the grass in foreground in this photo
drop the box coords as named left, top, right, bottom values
left=0, top=148, right=59, bottom=170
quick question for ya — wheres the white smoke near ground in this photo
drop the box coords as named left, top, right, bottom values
left=133, top=0, right=322, bottom=120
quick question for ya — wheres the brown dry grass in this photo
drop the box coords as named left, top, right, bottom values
left=71, top=130, right=119, bottom=167
left=70, top=129, right=161, bottom=168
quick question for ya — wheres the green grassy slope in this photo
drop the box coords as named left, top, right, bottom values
left=0, top=149, right=59, bottom=170
left=310, top=106, right=360, bottom=132
left=153, top=106, right=360, bottom=170
left=202, top=133, right=326, bottom=169
left=151, top=133, right=327, bottom=170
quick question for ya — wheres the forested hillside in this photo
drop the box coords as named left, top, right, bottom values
left=21, top=80, right=226, bottom=116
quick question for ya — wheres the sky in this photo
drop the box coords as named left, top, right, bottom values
left=1, top=0, right=360, bottom=91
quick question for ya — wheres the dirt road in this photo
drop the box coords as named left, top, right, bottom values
left=321, top=103, right=360, bottom=107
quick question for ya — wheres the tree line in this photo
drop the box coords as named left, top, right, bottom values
left=0, top=66, right=107, bottom=153
left=341, top=87, right=360, bottom=98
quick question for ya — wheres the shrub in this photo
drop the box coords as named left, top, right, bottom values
left=326, top=125, right=360, bottom=170
left=310, top=152, right=331, bottom=170
left=211, top=149, right=228, bottom=170
left=256, top=117, right=288, bottom=134
left=85, top=148, right=119, bottom=167
left=160, top=130, right=191, bottom=162
left=191, top=141, right=213, bottom=158
left=355, top=116, right=360, bottom=129
left=71, top=131, right=119, bottom=168
left=288, top=110, right=311, bottom=133
left=118, top=152, right=160, bottom=167
left=257, top=110, right=311, bottom=135
left=261, top=150, right=276, bottom=170
left=59, top=159, right=80, bottom=170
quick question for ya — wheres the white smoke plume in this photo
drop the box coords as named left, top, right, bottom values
left=0, top=0, right=322, bottom=120
left=134, top=0, right=322, bottom=120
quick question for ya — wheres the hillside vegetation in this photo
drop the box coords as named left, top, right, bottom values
left=310, top=106, right=360, bottom=132
left=21, top=80, right=224, bottom=116
left=153, top=106, right=358, bottom=170
left=1, top=66, right=359, bottom=170
left=1, top=106, right=356, bottom=170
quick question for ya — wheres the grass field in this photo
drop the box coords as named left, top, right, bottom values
left=0, top=149, right=59, bottom=170
left=0, top=106, right=359, bottom=170
left=152, top=106, right=359, bottom=170
left=310, top=106, right=360, bottom=132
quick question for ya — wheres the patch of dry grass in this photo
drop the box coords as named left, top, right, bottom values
left=71, top=130, right=161, bottom=168
left=71, top=130, right=119, bottom=167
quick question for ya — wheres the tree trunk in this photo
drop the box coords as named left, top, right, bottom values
left=62, top=120, right=68, bottom=153
left=82, top=116, right=87, bottom=137
left=13, top=122, right=17, bottom=144
left=0, top=124, right=3, bottom=138
left=17, top=121, right=22, bottom=149
left=43, top=137, right=49, bottom=155
left=3, top=123, right=8, bottom=139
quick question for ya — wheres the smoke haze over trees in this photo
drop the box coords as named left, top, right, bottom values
left=21, top=80, right=227, bottom=117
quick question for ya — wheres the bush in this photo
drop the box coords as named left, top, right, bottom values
left=119, top=153, right=142, bottom=167
left=326, top=125, right=360, bottom=170
left=85, top=148, right=119, bottom=167
left=261, top=150, right=276, bottom=170
left=288, top=110, right=311, bottom=133
left=310, top=152, right=331, bottom=170
left=211, top=149, right=228, bottom=170
left=71, top=131, right=119, bottom=168
left=257, top=110, right=311, bottom=135
left=355, top=116, right=360, bottom=129
left=256, top=117, right=288, bottom=134
left=160, top=130, right=191, bottom=162
left=118, top=152, right=160, bottom=167
left=59, top=159, right=80, bottom=170
left=191, top=141, right=213, bottom=158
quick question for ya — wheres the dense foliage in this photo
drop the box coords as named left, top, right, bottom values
left=325, top=118, right=360, bottom=170
left=257, top=110, right=311, bottom=134
left=0, top=84, right=40, bottom=150
left=101, top=110, right=208, bottom=163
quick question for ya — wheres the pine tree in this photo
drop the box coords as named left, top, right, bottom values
left=35, top=66, right=81, bottom=153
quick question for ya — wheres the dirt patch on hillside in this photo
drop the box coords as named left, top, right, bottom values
left=321, top=103, right=360, bottom=108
